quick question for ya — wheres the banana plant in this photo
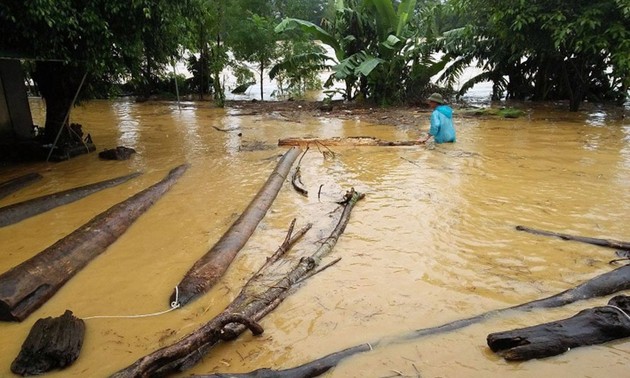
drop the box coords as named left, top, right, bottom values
left=275, top=0, right=418, bottom=102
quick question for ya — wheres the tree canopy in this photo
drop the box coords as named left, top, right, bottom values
left=1, top=0, right=627, bottom=132
left=0, top=0, right=190, bottom=142
left=445, top=0, right=630, bottom=110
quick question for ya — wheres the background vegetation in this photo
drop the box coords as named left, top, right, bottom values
left=0, top=0, right=628, bottom=143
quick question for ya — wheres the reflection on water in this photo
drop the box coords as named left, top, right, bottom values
left=0, top=99, right=628, bottom=377
left=112, top=101, right=140, bottom=149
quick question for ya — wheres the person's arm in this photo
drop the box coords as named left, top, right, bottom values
left=419, top=111, right=440, bottom=143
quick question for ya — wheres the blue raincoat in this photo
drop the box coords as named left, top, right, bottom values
left=429, top=105, right=456, bottom=143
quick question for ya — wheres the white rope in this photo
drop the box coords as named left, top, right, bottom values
left=605, top=305, right=630, bottom=322
left=83, top=286, right=180, bottom=320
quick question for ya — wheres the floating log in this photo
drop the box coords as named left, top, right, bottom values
left=170, top=147, right=302, bottom=308
left=292, top=148, right=308, bottom=197
left=112, top=190, right=364, bottom=377
left=278, top=136, right=423, bottom=147
left=200, top=264, right=630, bottom=377
left=0, top=164, right=188, bottom=322
left=98, top=146, right=136, bottom=160
left=516, top=225, right=630, bottom=251
left=292, top=167, right=308, bottom=197
left=11, top=310, right=85, bottom=376
left=195, top=344, right=373, bottom=378
left=0, top=171, right=142, bottom=227
left=0, top=172, right=43, bottom=200
left=487, top=295, right=630, bottom=361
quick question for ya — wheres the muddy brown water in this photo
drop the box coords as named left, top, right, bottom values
left=0, top=98, right=628, bottom=377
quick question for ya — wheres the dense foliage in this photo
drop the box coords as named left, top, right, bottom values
left=445, top=0, right=630, bottom=110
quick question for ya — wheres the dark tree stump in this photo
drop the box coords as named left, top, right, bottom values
left=99, top=146, right=136, bottom=160
left=487, top=295, right=630, bottom=361
left=11, top=310, right=85, bottom=376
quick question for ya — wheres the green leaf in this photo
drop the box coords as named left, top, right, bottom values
left=275, top=18, right=343, bottom=60
left=355, top=56, right=384, bottom=76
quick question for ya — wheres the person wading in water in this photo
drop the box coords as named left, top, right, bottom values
left=419, top=93, right=456, bottom=144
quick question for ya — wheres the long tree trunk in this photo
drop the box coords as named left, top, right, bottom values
left=0, top=173, right=42, bottom=201
left=515, top=225, right=630, bottom=251
left=112, top=189, right=364, bottom=378
left=278, top=137, right=423, bottom=147
left=0, top=164, right=188, bottom=322
left=171, top=147, right=302, bottom=308
left=0, top=172, right=141, bottom=227
left=198, top=264, right=630, bottom=377
left=259, top=61, right=264, bottom=101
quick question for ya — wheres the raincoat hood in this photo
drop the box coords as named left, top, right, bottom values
left=436, top=105, right=453, bottom=119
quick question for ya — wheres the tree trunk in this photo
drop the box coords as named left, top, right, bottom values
left=487, top=295, right=630, bottom=361
left=199, top=264, right=630, bottom=377
left=196, top=344, right=373, bottom=378
left=32, top=61, right=80, bottom=144
left=0, top=172, right=141, bottom=227
left=0, top=164, right=188, bottom=322
left=0, top=173, right=42, bottom=201
left=259, top=61, right=264, bottom=101
left=112, top=189, right=363, bottom=378
left=11, top=310, right=85, bottom=376
left=515, top=225, right=630, bottom=251
left=278, top=137, right=423, bottom=147
left=171, top=147, right=302, bottom=308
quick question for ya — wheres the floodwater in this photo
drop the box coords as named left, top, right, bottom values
left=0, top=98, right=629, bottom=377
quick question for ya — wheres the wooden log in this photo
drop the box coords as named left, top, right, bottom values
left=11, top=310, right=85, bottom=376
left=98, top=146, right=136, bottom=160
left=194, top=344, right=373, bottom=378
left=0, top=171, right=142, bottom=227
left=516, top=225, right=630, bottom=251
left=112, top=190, right=364, bottom=378
left=0, top=172, right=43, bottom=200
left=278, top=136, right=423, bottom=147
left=0, top=164, right=188, bottom=322
left=170, top=147, right=302, bottom=308
left=487, top=295, right=630, bottom=361
left=199, top=264, right=630, bottom=377
left=292, top=148, right=308, bottom=197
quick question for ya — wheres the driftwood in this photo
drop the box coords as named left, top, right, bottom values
left=0, top=164, right=188, bottom=322
left=170, top=147, right=302, bottom=308
left=292, top=148, right=309, bottom=197
left=112, top=189, right=364, bottom=378
left=11, top=310, right=85, bottom=376
left=0, top=172, right=141, bottom=227
left=201, top=264, right=630, bottom=377
left=278, top=136, right=423, bottom=147
left=292, top=167, right=308, bottom=197
left=0, top=172, right=43, bottom=200
left=195, top=344, right=373, bottom=378
left=516, top=225, right=630, bottom=251
left=488, top=295, right=630, bottom=361
left=98, top=146, right=137, bottom=160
